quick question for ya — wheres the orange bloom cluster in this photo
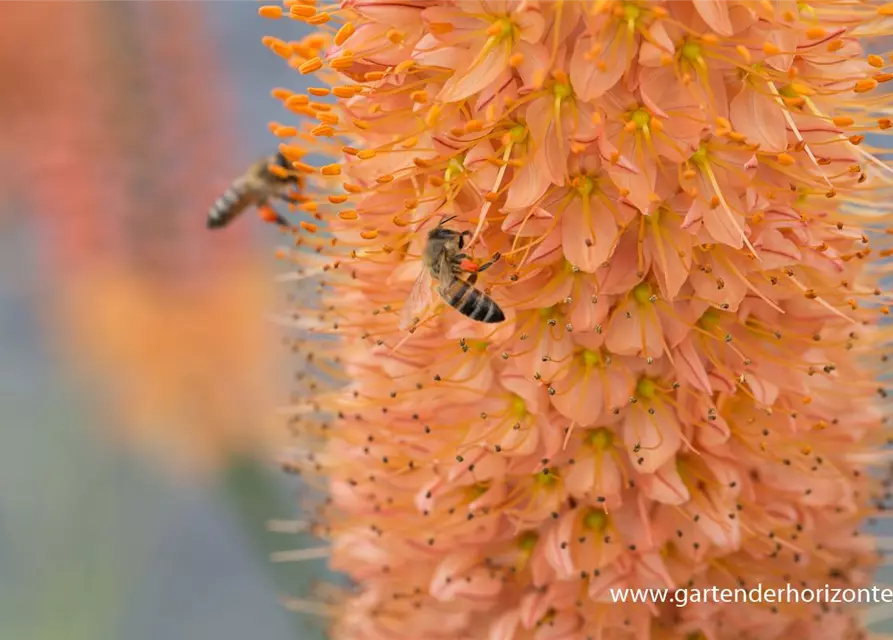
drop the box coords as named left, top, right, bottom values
left=266, top=2, right=893, bottom=638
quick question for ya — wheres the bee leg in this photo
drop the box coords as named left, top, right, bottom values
left=458, top=230, right=472, bottom=249
left=475, top=252, right=501, bottom=273
left=258, top=202, right=291, bottom=228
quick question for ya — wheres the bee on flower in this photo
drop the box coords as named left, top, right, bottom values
left=259, top=1, right=893, bottom=638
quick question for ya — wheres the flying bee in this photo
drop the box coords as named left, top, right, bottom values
left=207, top=152, right=302, bottom=229
left=400, top=216, right=505, bottom=330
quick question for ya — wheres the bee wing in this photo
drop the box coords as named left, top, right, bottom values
left=399, top=266, right=434, bottom=331
left=436, top=253, right=457, bottom=294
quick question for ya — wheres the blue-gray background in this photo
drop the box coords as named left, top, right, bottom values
left=0, top=3, right=330, bottom=639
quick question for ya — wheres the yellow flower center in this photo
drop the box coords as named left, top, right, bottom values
left=510, top=394, right=527, bottom=418
left=533, top=468, right=559, bottom=487
left=575, top=174, right=595, bottom=197
left=698, top=309, right=722, bottom=330
left=636, top=377, right=657, bottom=399
left=632, top=282, right=651, bottom=304
left=798, top=2, right=816, bottom=18
left=631, top=108, right=651, bottom=129
left=623, top=3, right=641, bottom=24
left=492, top=17, right=514, bottom=41
left=510, top=124, right=527, bottom=144
left=691, top=143, right=709, bottom=167
left=517, top=530, right=539, bottom=552
left=586, top=427, right=614, bottom=451
left=582, top=349, right=601, bottom=368
left=681, top=40, right=702, bottom=62
left=466, top=483, right=489, bottom=501
left=553, top=82, right=572, bottom=100
left=445, top=156, right=465, bottom=182
left=583, top=509, right=608, bottom=532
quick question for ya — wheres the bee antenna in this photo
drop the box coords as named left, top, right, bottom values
left=438, top=215, right=457, bottom=226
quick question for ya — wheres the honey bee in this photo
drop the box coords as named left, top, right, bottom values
left=400, top=216, right=505, bottom=330
left=207, top=152, right=301, bottom=229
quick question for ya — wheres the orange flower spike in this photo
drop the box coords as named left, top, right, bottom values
left=263, top=2, right=893, bottom=638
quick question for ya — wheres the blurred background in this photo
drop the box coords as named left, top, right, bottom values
left=1, top=3, right=891, bottom=640
left=0, top=3, right=330, bottom=639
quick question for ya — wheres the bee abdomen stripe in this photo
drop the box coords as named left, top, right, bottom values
left=446, top=280, right=471, bottom=307
left=209, top=188, right=246, bottom=221
left=461, top=288, right=489, bottom=320
left=457, top=286, right=494, bottom=321
left=481, top=299, right=505, bottom=323
left=211, top=189, right=232, bottom=207
left=442, top=278, right=504, bottom=323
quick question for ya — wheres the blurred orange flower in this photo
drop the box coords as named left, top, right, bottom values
left=1, top=2, right=286, bottom=475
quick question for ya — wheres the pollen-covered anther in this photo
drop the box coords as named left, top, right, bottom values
left=310, top=124, right=334, bottom=137
left=306, top=12, right=330, bottom=25
left=332, top=86, right=358, bottom=99
left=288, top=4, right=316, bottom=19
left=263, top=37, right=292, bottom=59
left=274, top=125, right=298, bottom=137
left=286, top=95, right=310, bottom=108
left=386, top=28, right=404, bottom=44
left=271, top=87, right=294, bottom=100
left=334, top=22, right=355, bottom=47
left=327, top=55, right=354, bottom=71
left=259, top=5, right=283, bottom=19
left=291, top=161, right=316, bottom=173
left=854, top=79, right=878, bottom=93
left=299, top=57, right=323, bottom=74
left=776, top=153, right=796, bottom=166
